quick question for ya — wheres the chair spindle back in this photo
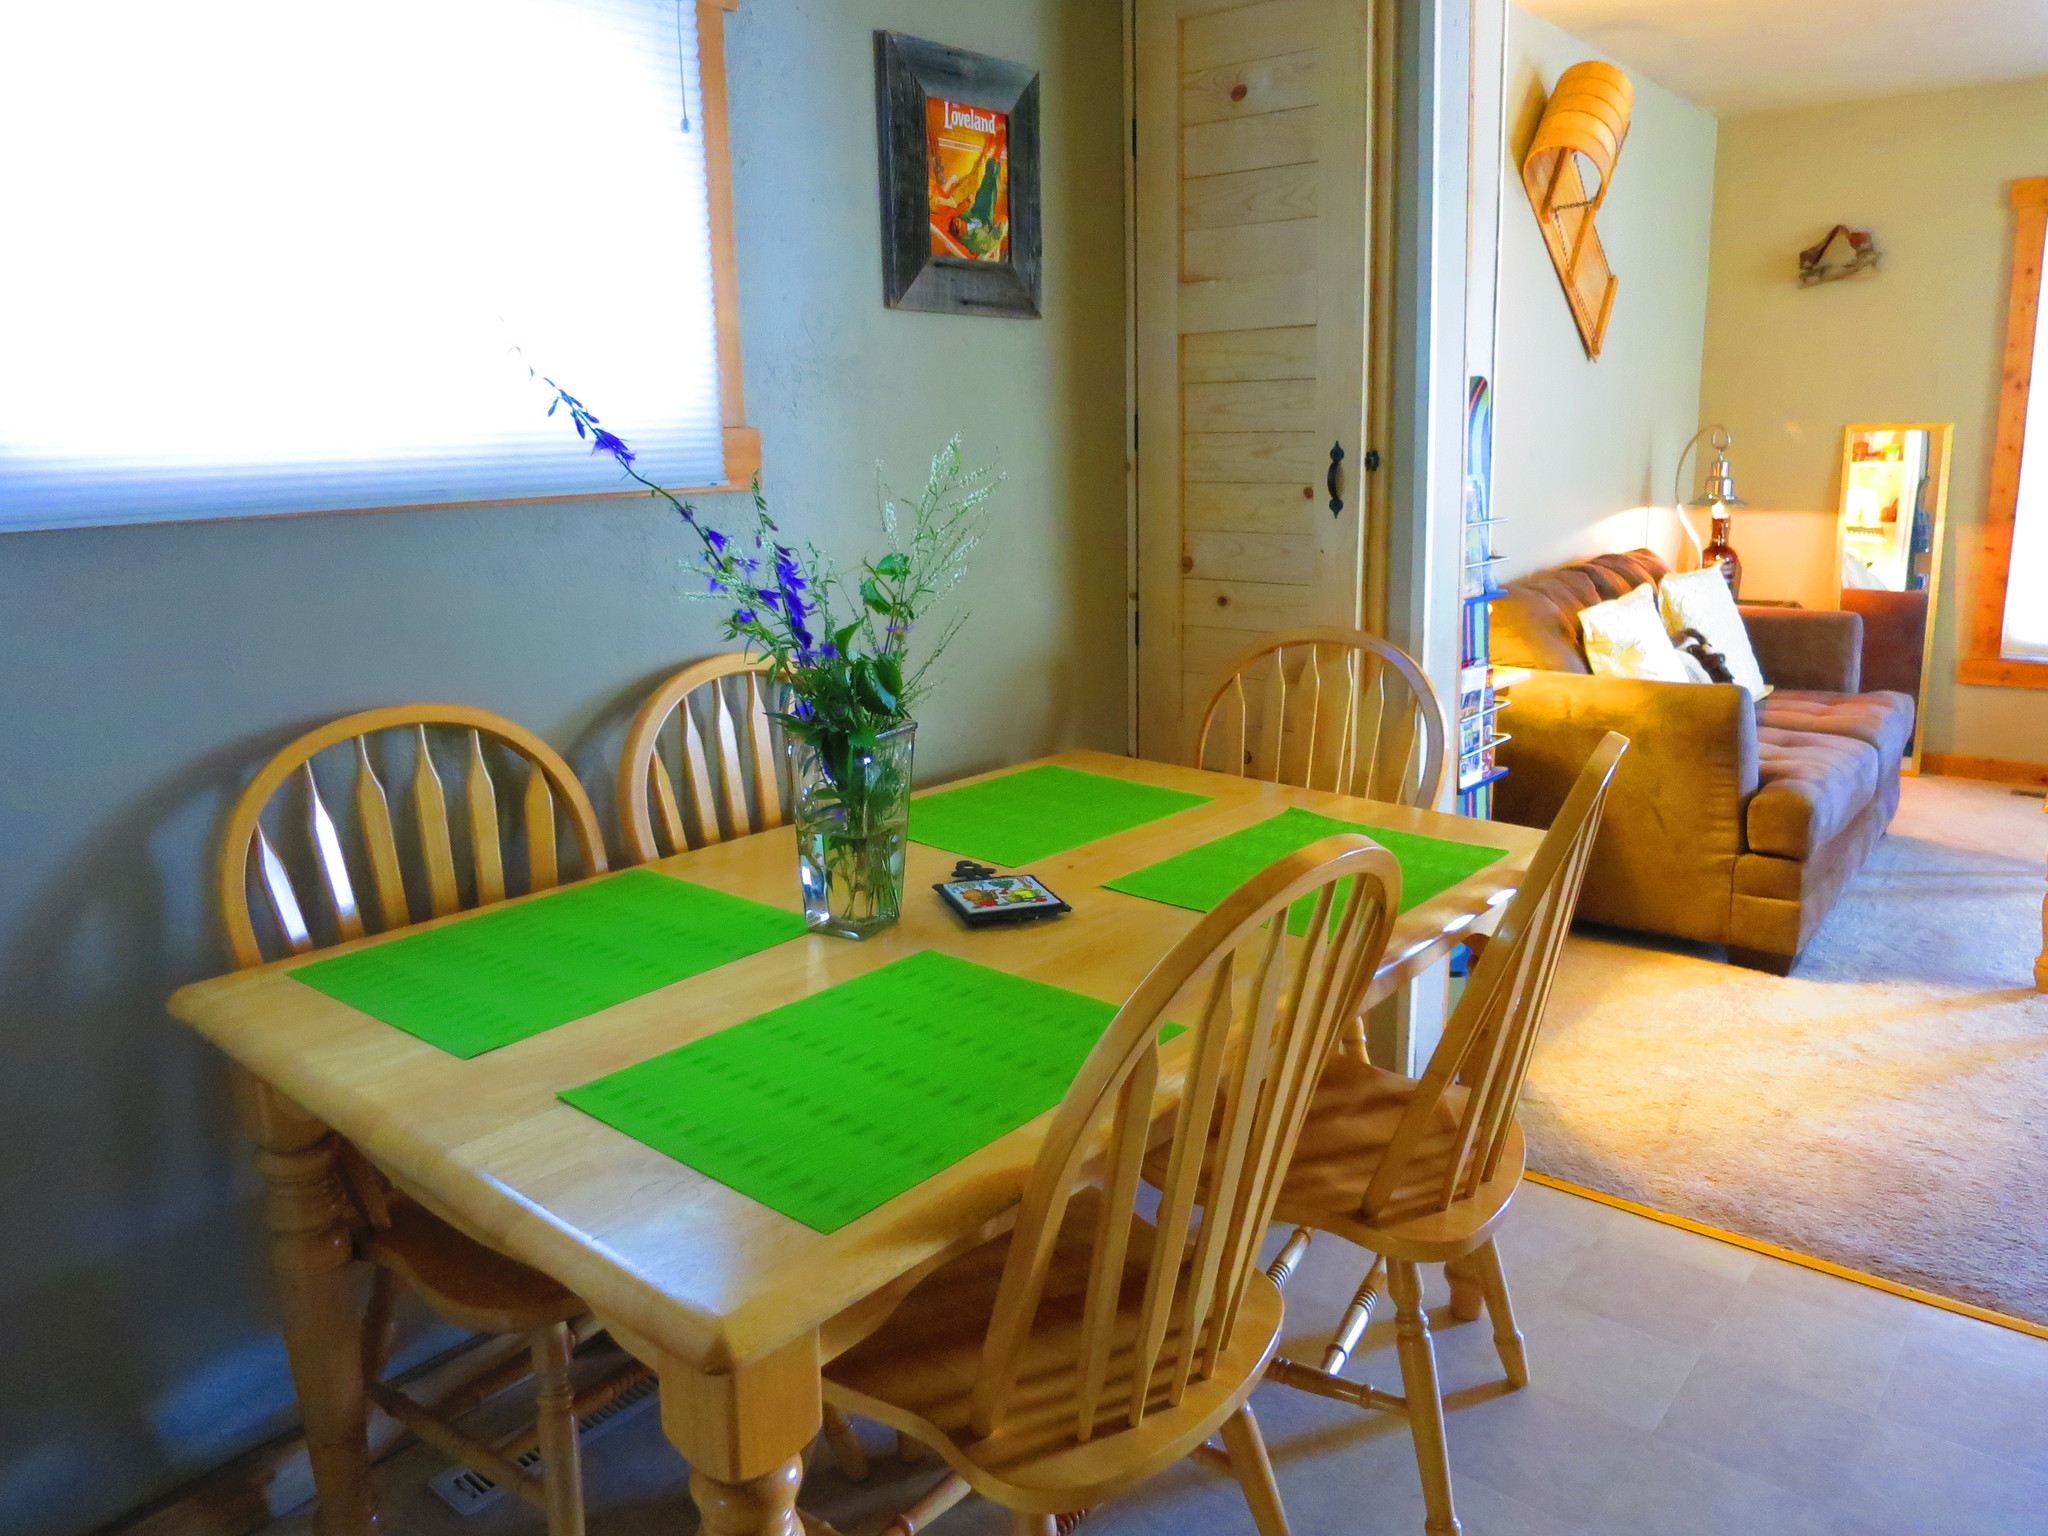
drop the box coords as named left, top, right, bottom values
left=971, top=835, right=1403, bottom=1445
left=617, top=654, right=785, bottom=864
left=1363, top=732, right=1628, bottom=1222
left=219, top=705, right=607, bottom=969
left=1192, top=628, right=1447, bottom=808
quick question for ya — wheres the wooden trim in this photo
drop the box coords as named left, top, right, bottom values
left=1362, top=0, right=1398, bottom=638
left=1961, top=176, right=2048, bottom=686
left=1123, top=0, right=1139, bottom=756
left=1957, top=656, right=2048, bottom=689
left=1919, top=750, right=2048, bottom=786
left=1523, top=1173, right=2048, bottom=1343
left=697, top=0, right=757, bottom=488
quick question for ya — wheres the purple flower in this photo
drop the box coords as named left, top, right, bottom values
left=772, top=544, right=815, bottom=659
left=589, top=427, right=635, bottom=464
left=705, top=526, right=729, bottom=553
left=735, top=608, right=756, bottom=625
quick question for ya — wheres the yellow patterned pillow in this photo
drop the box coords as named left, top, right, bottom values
left=1579, top=582, right=1705, bottom=684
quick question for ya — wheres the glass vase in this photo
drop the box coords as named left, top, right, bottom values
left=789, top=721, right=916, bottom=940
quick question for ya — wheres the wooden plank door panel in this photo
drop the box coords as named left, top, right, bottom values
left=1135, top=0, right=1373, bottom=761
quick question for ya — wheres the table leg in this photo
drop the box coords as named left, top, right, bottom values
left=238, top=1074, right=378, bottom=1536
left=653, top=1330, right=821, bottom=1536
left=689, top=1459, right=805, bottom=1536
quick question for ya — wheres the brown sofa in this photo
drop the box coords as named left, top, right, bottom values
left=1490, top=550, right=1916, bottom=974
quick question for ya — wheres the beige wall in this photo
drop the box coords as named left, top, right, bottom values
left=0, top=2, right=1128, bottom=1531
left=1701, top=75, right=2048, bottom=764
left=1494, top=7, right=1719, bottom=580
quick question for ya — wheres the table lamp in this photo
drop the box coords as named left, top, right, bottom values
left=1676, top=425, right=1747, bottom=593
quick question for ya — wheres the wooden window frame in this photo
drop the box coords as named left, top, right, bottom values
left=1960, top=175, right=2048, bottom=688
left=675, top=0, right=760, bottom=494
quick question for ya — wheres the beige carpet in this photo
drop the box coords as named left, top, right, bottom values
left=1522, top=773, right=2048, bottom=1326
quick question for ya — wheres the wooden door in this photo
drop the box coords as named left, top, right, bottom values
left=1134, top=0, right=1376, bottom=761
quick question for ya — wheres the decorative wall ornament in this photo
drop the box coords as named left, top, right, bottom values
left=1521, top=60, right=1634, bottom=359
left=1798, top=225, right=1882, bottom=286
left=874, top=32, right=1041, bottom=318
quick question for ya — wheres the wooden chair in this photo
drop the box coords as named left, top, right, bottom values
left=220, top=704, right=638, bottom=1535
left=1191, top=628, right=1447, bottom=810
left=825, top=833, right=1405, bottom=1536
left=1253, top=732, right=1629, bottom=1536
left=617, top=653, right=785, bottom=865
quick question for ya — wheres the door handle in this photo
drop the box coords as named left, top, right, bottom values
left=1327, top=441, right=1345, bottom=515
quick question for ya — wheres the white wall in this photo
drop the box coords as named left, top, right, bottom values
left=1701, top=76, right=2048, bottom=764
left=1493, top=7, right=1719, bottom=580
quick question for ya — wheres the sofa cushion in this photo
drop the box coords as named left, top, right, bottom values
left=1492, top=548, right=1672, bottom=675
left=1492, top=585, right=1593, bottom=673
left=1748, top=728, right=1880, bottom=858
left=1760, top=690, right=1914, bottom=765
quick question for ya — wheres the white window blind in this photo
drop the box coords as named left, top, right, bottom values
left=2003, top=222, right=2048, bottom=660
left=0, top=0, right=724, bottom=533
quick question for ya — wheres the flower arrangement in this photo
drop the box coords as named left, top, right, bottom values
left=538, top=373, right=998, bottom=934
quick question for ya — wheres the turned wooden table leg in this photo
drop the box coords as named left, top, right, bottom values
left=647, top=1329, right=821, bottom=1536
left=690, top=1458, right=806, bottom=1536
left=238, top=1074, right=377, bottom=1536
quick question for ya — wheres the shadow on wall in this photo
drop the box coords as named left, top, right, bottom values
left=0, top=671, right=687, bottom=1535
left=0, top=727, right=307, bottom=1529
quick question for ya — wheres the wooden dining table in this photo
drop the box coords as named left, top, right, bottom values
left=168, top=747, right=1541, bottom=1536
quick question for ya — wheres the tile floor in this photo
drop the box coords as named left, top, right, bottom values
left=265, top=1182, right=2048, bottom=1536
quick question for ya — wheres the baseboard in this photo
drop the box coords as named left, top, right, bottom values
left=1919, top=751, right=2048, bottom=787
left=1524, top=1172, right=2048, bottom=1342
left=101, top=1332, right=528, bottom=1536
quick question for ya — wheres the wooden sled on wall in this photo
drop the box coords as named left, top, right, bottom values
left=1521, top=61, right=1633, bottom=359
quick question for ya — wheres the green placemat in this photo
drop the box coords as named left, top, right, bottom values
left=292, top=868, right=808, bottom=1059
left=1103, top=806, right=1510, bottom=927
left=910, top=764, right=1210, bottom=867
left=559, top=950, right=1120, bottom=1233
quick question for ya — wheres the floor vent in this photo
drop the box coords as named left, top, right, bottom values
left=427, top=1372, right=661, bottom=1515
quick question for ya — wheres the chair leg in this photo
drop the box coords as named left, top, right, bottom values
left=1320, top=1255, right=1387, bottom=1374
left=1265, top=1226, right=1314, bottom=1287
left=819, top=1403, right=869, bottom=1481
left=1388, top=1260, right=1461, bottom=1536
left=360, top=1265, right=399, bottom=1383
left=530, top=1322, right=586, bottom=1536
left=1469, top=1240, right=1529, bottom=1390
left=1443, top=1252, right=1485, bottom=1324
left=877, top=1473, right=970, bottom=1536
left=1219, top=1405, right=1291, bottom=1536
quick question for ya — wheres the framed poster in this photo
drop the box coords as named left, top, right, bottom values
left=873, top=32, right=1041, bottom=318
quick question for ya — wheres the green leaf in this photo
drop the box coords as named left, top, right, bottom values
left=874, top=552, right=911, bottom=578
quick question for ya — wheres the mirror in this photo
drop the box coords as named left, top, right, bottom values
left=1835, top=423, right=1951, bottom=773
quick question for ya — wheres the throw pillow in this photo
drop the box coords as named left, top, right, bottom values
left=1659, top=567, right=1771, bottom=700
left=1579, top=582, right=1701, bottom=685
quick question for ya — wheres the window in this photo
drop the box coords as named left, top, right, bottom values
left=0, top=0, right=754, bottom=534
left=1964, top=176, right=2048, bottom=684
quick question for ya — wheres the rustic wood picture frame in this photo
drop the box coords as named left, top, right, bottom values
left=874, top=31, right=1041, bottom=318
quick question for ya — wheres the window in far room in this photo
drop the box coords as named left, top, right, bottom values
left=0, top=0, right=754, bottom=534
left=1965, top=176, right=2048, bottom=683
